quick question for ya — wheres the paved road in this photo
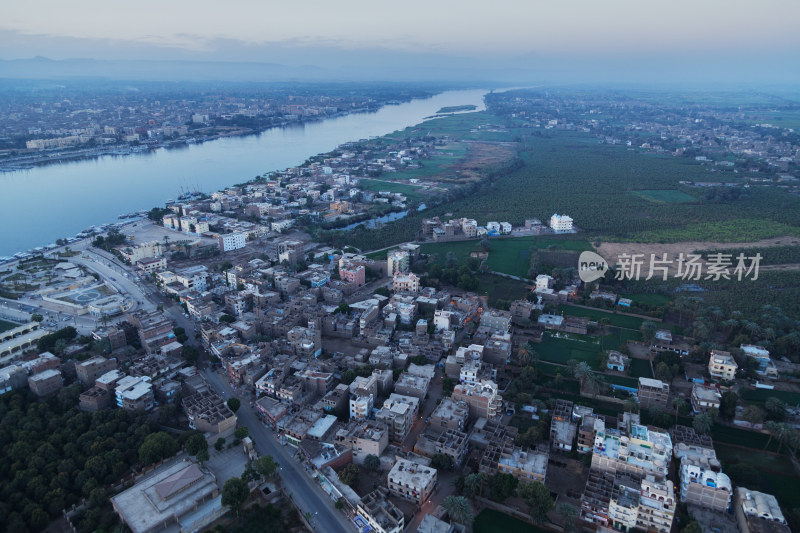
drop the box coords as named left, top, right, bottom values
left=201, top=369, right=354, bottom=533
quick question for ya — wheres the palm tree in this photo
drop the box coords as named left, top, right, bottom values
left=442, top=495, right=473, bottom=525
left=673, top=398, right=687, bottom=425
left=464, top=473, right=485, bottom=499
left=572, top=361, right=591, bottom=387
left=764, top=420, right=781, bottom=451
left=693, top=413, right=713, bottom=435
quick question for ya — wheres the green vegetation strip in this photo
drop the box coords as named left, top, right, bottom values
left=632, top=189, right=698, bottom=203
left=0, top=319, right=19, bottom=333
left=473, top=509, right=552, bottom=533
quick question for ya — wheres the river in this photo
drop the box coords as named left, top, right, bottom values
left=0, top=88, right=489, bottom=257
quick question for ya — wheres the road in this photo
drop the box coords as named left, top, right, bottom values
left=201, top=368, right=355, bottom=533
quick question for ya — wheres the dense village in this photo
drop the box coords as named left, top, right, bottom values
left=1, top=119, right=798, bottom=533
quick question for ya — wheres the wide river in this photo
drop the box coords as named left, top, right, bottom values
left=0, top=88, right=489, bottom=257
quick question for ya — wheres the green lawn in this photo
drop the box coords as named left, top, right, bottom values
left=0, top=319, right=18, bottom=333
left=633, top=189, right=698, bottom=203
left=473, top=509, right=551, bottom=533
left=558, top=304, right=645, bottom=330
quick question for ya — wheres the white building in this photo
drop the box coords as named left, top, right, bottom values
left=218, top=233, right=246, bottom=252
left=387, top=459, right=437, bottom=504
left=550, top=214, right=573, bottom=232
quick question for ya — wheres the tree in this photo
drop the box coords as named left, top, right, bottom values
left=215, top=437, right=226, bottom=451
left=718, top=391, right=738, bottom=421
left=673, top=398, right=688, bottom=425
left=227, top=397, right=241, bottom=413
left=741, top=405, right=764, bottom=426
left=442, top=495, right=473, bottom=525
left=640, top=321, right=658, bottom=344
left=185, top=433, right=208, bottom=457
left=765, top=397, right=787, bottom=421
left=254, top=455, right=279, bottom=478
left=182, top=345, right=200, bottom=364
left=556, top=502, right=579, bottom=533
left=464, top=472, right=485, bottom=499
left=196, top=448, right=210, bottom=463
left=693, top=413, right=713, bottom=435
left=338, top=463, right=360, bottom=487
left=234, top=426, right=249, bottom=441
left=31, top=313, right=43, bottom=322
left=363, top=454, right=380, bottom=471
left=489, top=473, right=518, bottom=502
left=138, top=432, right=179, bottom=465
left=681, top=521, right=703, bottom=533
left=221, top=477, right=249, bottom=515
left=431, top=453, right=454, bottom=472
left=519, top=480, right=553, bottom=524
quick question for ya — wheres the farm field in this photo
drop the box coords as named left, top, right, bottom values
left=633, top=189, right=698, bottom=203
left=473, top=509, right=550, bottom=533
left=420, top=236, right=591, bottom=279
left=358, top=178, right=428, bottom=200
left=558, top=304, right=645, bottom=330
left=739, top=388, right=800, bottom=407
left=476, top=275, right=528, bottom=308
left=536, top=331, right=603, bottom=368
left=715, top=443, right=800, bottom=510
left=628, top=358, right=654, bottom=378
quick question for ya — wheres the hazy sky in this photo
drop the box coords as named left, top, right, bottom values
left=1, top=0, right=799, bottom=83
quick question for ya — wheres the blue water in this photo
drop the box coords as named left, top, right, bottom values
left=0, top=89, right=489, bottom=256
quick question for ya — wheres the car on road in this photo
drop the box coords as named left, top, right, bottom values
left=62, top=317, right=70, bottom=322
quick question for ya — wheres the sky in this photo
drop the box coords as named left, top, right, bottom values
left=1, top=0, right=799, bottom=83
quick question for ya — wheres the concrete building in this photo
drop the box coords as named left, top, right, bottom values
left=479, top=310, right=511, bottom=334
left=349, top=374, right=378, bottom=421
left=340, top=262, right=366, bottom=286
left=182, top=390, right=237, bottom=435
left=334, top=420, right=389, bottom=464
left=110, top=459, right=223, bottom=533
left=115, top=376, right=155, bottom=411
left=636, top=475, right=676, bottom=533
left=734, top=488, right=790, bottom=533
left=550, top=399, right=577, bottom=452
left=394, top=372, right=430, bottom=400
left=376, top=393, right=420, bottom=443
left=550, top=213, right=573, bottom=232
left=75, top=356, right=117, bottom=386
left=592, top=423, right=673, bottom=480
left=218, top=232, right=246, bottom=252
left=356, top=487, right=405, bottom=533
left=387, top=250, right=410, bottom=277
left=452, top=380, right=502, bottom=420
left=393, top=272, right=420, bottom=294
left=414, top=428, right=469, bottom=467
left=28, top=368, right=63, bottom=396
left=430, top=398, right=469, bottom=433
left=388, top=459, right=437, bottom=504
left=321, top=383, right=349, bottom=415
left=691, top=383, right=722, bottom=413
left=708, top=350, right=738, bottom=381
left=741, top=345, right=778, bottom=379
left=637, top=377, right=670, bottom=410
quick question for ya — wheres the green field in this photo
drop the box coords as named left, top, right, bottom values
left=715, top=443, right=800, bottom=510
left=629, top=358, right=654, bottom=378
left=740, top=388, right=800, bottom=407
left=626, top=218, right=800, bottom=243
left=420, top=236, right=591, bottom=279
left=558, top=304, right=645, bottom=330
left=473, top=509, right=551, bottom=533
left=0, top=319, right=18, bottom=333
left=536, top=331, right=603, bottom=368
left=477, top=275, right=528, bottom=308
left=358, top=178, right=427, bottom=200
left=619, top=293, right=671, bottom=307
left=633, top=189, right=698, bottom=203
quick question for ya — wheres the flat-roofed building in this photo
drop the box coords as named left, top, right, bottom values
left=388, top=459, right=437, bottom=504
left=182, top=390, right=237, bottom=435
left=452, top=380, right=502, bottom=421
left=334, top=420, right=389, bottom=464
left=430, top=398, right=469, bottom=433
left=110, top=459, right=223, bottom=533
left=28, top=368, right=63, bottom=396
left=550, top=399, right=577, bottom=452
left=691, top=383, right=722, bottom=413
left=376, top=393, right=419, bottom=443
left=741, top=345, right=778, bottom=379
left=75, top=356, right=117, bottom=386
left=394, top=372, right=430, bottom=400
left=638, top=377, right=670, bottom=410
left=708, top=350, right=738, bottom=381
left=115, top=376, right=155, bottom=411
left=356, top=487, right=405, bottom=533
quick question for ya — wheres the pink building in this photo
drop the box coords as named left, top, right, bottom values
left=339, top=262, right=366, bottom=286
